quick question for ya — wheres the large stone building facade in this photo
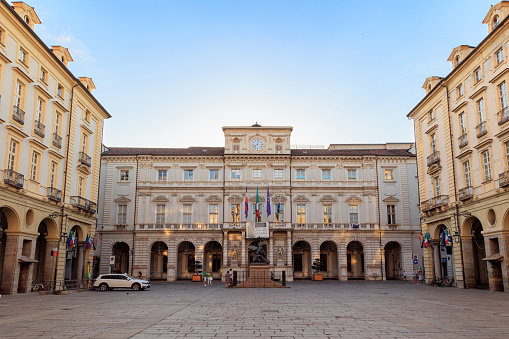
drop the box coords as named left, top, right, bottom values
left=408, top=2, right=509, bottom=291
left=0, top=1, right=110, bottom=293
left=97, top=125, right=421, bottom=282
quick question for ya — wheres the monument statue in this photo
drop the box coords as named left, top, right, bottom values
left=248, top=238, right=270, bottom=265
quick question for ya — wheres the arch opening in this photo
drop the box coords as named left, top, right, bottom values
left=347, top=241, right=364, bottom=280
left=384, top=241, right=402, bottom=280
left=150, top=241, right=168, bottom=280
left=320, top=241, right=338, bottom=279
left=112, top=242, right=129, bottom=274
left=292, top=241, right=311, bottom=279
left=204, top=241, right=222, bottom=279
left=177, top=241, right=195, bottom=280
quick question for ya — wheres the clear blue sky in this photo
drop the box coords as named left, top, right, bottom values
left=31, top=0, right=494, bottom=148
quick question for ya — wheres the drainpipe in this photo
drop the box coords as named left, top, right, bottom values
left=376, top=155, right=383, bottom=281
left=440, top=82, right=466, bottom=286
left=93, top=120, right=105, bottom=279
left=131, top=155, right=139, bottom=276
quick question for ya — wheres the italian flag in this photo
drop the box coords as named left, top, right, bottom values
left=256, top=186, right=260, bottom=220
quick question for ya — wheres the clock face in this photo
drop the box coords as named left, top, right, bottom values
left=251, top=138, right=264, bottom=150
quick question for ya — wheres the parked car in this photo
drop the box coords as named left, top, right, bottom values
left=93, top=273, right=150, bottom=291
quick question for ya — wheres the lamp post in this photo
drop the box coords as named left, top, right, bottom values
left=49, top=211, right=69, bottom=289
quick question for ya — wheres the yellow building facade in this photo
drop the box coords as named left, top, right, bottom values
left=0, top=1, right=110, bottom=293
left=408, top=2, right=509, bottom=291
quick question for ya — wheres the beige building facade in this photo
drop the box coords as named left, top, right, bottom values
left=97, top=125, right=421, bottom=282
left=0, top=1, right=110, bottom=293
left=408, top=2, right=509, bottom=292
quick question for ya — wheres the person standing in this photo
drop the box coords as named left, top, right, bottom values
left=412, top=270, right=417, bottom=284
left=403, top=270, right=407, bottom=281
left=207, top=271, right=212, bottom=286
left=203, top=270, right=207, bottom=287
left=225, top=269, right=231, bottom=288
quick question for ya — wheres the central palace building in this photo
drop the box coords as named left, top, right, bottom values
left=96, top=125, right=421, bottom=281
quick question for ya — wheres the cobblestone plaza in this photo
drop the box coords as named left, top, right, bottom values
left=1, top=281, right=508, bottom=338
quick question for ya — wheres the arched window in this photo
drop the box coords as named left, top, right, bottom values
left=494, top=14, right=500, bottom=27
left=455, top=55, right=460, bottom=67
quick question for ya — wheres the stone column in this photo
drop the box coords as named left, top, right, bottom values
left=433, top=241, right=440, bottom=279
left=0, top=235, right=21, bottom=294
left=76, top=242, right=85, bottom=280
left=223, top=231, right=228, bottom=267
left=43, top=240, right=59, bottom=282
left=241, top=231, right=246, bottom=267
left=269, top=231, right=274, bottom=265
left=462, top=235, right=476, bottom=288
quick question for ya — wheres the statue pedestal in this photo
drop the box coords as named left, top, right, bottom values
left=235, top=265, right=286, bottom=288
left=276, top=259, right=285, bottom=266
left=231, top=259, right=239, bottom=267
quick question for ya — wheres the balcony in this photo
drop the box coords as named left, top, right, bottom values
left=421, top=195, right=450, bottom=212
left=292, top=223, right=376, bottom=230
left=34, top=120, right=45, bottom=138
left=47, top=187, right=62, bottom=202
left=79, top=152, right=91, bottom=167
left=500, top=171, right=509, bottom=188
left=3, top=169, right=24, bottom=188
left=498, top=107, right=509, bottom=125
left=136, top=223, right=223, bottom=231
left=458, top=133, right=468, bottom=148
left=458, top=186, right=473, bottom=201
left=12, top=105, right=25, bottom=124
left=52, top=133, right=62, bottom=149
left=70, top=196, right=97, bottom=213
left=427, top=151, right=440, bottom=167
left=476, top=121, right=487, bottom=138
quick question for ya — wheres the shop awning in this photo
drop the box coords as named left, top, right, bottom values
left=482, top=253, right=504, bottom=262
left=18, top=256, right=39, bottom=263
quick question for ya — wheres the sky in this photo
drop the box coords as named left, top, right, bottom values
left=29, top=0, right=496, bottom=148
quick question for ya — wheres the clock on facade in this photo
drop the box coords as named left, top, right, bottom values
left=251, top=138, right=264, bottom=150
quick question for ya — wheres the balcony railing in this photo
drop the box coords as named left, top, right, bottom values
left=79, top=152, right=91, bottom=167
left=70, top=196, right=97, bottom=213
left=427, top=151, right=440, bottom=167
left=3, top=169, right=24, bottom=188
left=498, top=107, right=509, bottom=125
left=292, top=223, right=376, bottom=230
left=458, top=133, right=468, bottom=148
left=137, top=223, right=223, bottom=231
left=12, top=105, right=25, bottom=124
left=421, top=195, right=450, bottom=212
left=34, top=120, right=45, bottom=138
left=134, top=222, right=377, bottom=231
left=476, top=121, right=487, bottom=138
left=52, top=133, right=62, bottom=149
left=458, top=186, right=473, bottom=201
left=500, top=171, right=509, bottom=188
left=47, top=187, right=62, bottom=202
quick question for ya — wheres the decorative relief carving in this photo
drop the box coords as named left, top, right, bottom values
left=249, top=196, right=266, bottom=203
left=227, top=195, right=243, bottom=203
left=153, top=196, right=169, bottom=203
left=383, top=196, right=399, bottom=203
left=346, top=196, right=362, bottom=203
left=320, top=195, right=337, bottom=203
left=271, top=196, right=287, bottom=203
left=293, top=195, right=310, bottom=203
left=114, top=197, right=131, bottom=203
left=179, top=195, right=196, bottom=203
left=206, top=195, right=222, bottom=203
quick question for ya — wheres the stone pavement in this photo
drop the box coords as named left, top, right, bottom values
left=0, top=280, right=508, bottom=338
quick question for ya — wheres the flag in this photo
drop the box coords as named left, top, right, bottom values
left=440, top=229, right=446, bottom=246
left=85, top=234, right=89, bottom=248
left=244, top=187, right=249, bottom=219
left=256, top=186, right=260, bottom=220
left=277, top=186, right=281, bottom=221
left=67, top=231, right=72, bottom=248
left=423, top=233, right=429, bottom=248
left=445, top=228, right=451, bottom=246
left=266, top=186, right=271, bottom=217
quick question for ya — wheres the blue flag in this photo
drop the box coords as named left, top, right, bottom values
left=266, top=186, right=271, bottom=217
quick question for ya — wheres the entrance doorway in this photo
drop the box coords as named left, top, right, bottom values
left=33, top=221, right=48, bottom=282
left=177, top=241, right=195, bottom=280
left=384, top=241, right=402, bottom=280
left=320, top=241, right=338, bottom=279
left=204, top=241, right=222, bottom=279
left=150, top=241, right=168, bottom=280
left=472, top=219, right=488, bottom=288
left=112, top=242, right=129, bottom=274
left=347, top=241, right=364, bottom=280
left=292, top=241, right=311, bottom=279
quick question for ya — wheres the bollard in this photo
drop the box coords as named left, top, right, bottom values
left=233, top=271, right=238, bottom=287
left=282, top=271, right=286, bottom=287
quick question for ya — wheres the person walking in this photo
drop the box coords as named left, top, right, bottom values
left=203, top=270, right=207, bottom=287
left=225, top=269, right=231, bottom=288
left=403, top=270, right=407, bottom=281
left=412, top=270, right=417, bottom=284
left=207, top=271, right=212, bottom=286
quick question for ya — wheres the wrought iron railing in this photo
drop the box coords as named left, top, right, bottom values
left=458, top=186, right=473, bottom=201
left=12, top=105, right=25, bottom=124
left=31, top=279, right=95, bottom=293
left=458, top=133, right=468, bottom=148
left=498, top=107, right=509, bottom=125
left=427, top=151, right=440, bottom=167
left=499, top=171, right=509, bottom=188
left=70, top=196, right=97, bottom=213
left=476, top=121, right=487, bottom=138
left=421, top=195, right=450, bottom=212
left=3, top=169, right=24, bottom=188
left=47, top=187, right=62, bottom=202
left=79, top=152, right=91, bottom=167
left=52, top=133, right=62, bottom=149
left=34, top=120, right=45, bottom=138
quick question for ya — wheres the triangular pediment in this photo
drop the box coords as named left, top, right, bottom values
left=383, top=196, right=399, bottom=203
left=114, top=197, right=131, bottom=203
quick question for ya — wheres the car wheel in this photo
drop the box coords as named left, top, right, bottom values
left=132, top=283, right=141, bottom=291
left=99, top=283, right=109, bottom=291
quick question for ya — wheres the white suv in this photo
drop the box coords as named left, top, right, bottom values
left=94, top=273, right=150, bottom=291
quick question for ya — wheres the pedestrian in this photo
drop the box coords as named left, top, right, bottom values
left=229, top=268, right=233, bottom=287
left=225, top=269, right=231, bottom=288
left=403, top=270, right=407, bottom=281
left=412, top=270, right=417, bottom=284
left=418, top=270, right=423, bottom=285
left=203, top=270, right=207, bottom=286
left=137, top=271, right=142, bottom=279
left=207, top=271, right=212, bottom=285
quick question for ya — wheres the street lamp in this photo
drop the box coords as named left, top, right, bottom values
left=453, top=231, right=461, bottom=243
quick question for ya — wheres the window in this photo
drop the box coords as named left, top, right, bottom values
left=14, top=81, right=23, bottom=108
left=39, top=68, right=47, bottom=84
left=49, top=161, right=57, bottom=187
left=84, top=110, right=91, bottom=123
left=454, top=55, right=460, bottom=67
left=81, top=134, right=88, bottom=153
left=183, top=204, right=192, bottom=224
left=35, top=98, right=44, bottom=123
left=274, top=169, right=283, bottom=179
left=7, top=140, right=18, bottom=171
left=463, top=161, right=471, bottom=187
left=459, top=113, right=467, bottom=135
left=384, top=169, right=394, bottom=181
left=117, top=205, right=127, bottom=224
left=54, top=112, right=62, bottom=135
left=158, top=170, right=167, bottom=181
left=253, top=169, right=262, bottom=179
left=30, top=151, right=39, bottom=181
left=456, top=83, right=464, bottom=98
left=506, top=141, right=509, bottom=169
left=477, top=98, right=486, bottom=123
left=434, top=177, right=441, bottom=197
left=428, top=109, right=435, bottom=122
left=323, top=205, right=332, bottom=224
left=347, top=169, right=357, bottom=180
left=57, top=84, right=64, bottom=98
left=209, top=204, right=218, bottom=223
left=275, top=203, right=284, bottom=222
left=496, top=47, right=504, bottom=65
left=474, top=67, right=482, bottom=83
left=231, top=204, right=240, bottom=223
left=0, top=27, right=3, bottom=45
left=482, top=150, right=492, bottom=181
left=209, top=169, right=219, bottom=180
left=156, top=205, right=165, bottom=224
left=184, top=169, right=193, bottom=180
left=78, top=177, right=84, bottom=197
left=349, top=206, right=359, bottom=224
left=430, top=134, right=437, bottom=154
left=499, top=82, right=508, bottom=111
left=120, top=170, right=129, bottom=182
left=322, top=169, right=331, bottom=180
left=231, top=169, right=240, bottom=179
left=19, top=47, right=27, bottom=65
left=297, top=204, right=306, bottom=223
left=387, top=205, right=396, bottom=225
left=252, top=203, right=262, bottom=222
left=296, top=169, right=305, bottom=180
left=494, top=14, right=500, bottom=27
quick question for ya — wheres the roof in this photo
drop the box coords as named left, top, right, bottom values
left=103, top=147, right=414, bottom=157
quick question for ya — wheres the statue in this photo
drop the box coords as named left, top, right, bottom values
left=277, top=247, right=284, bottom=259
left=248, top=238, right=270, bottom=265
left=231, top=245, right=237, bottom=259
